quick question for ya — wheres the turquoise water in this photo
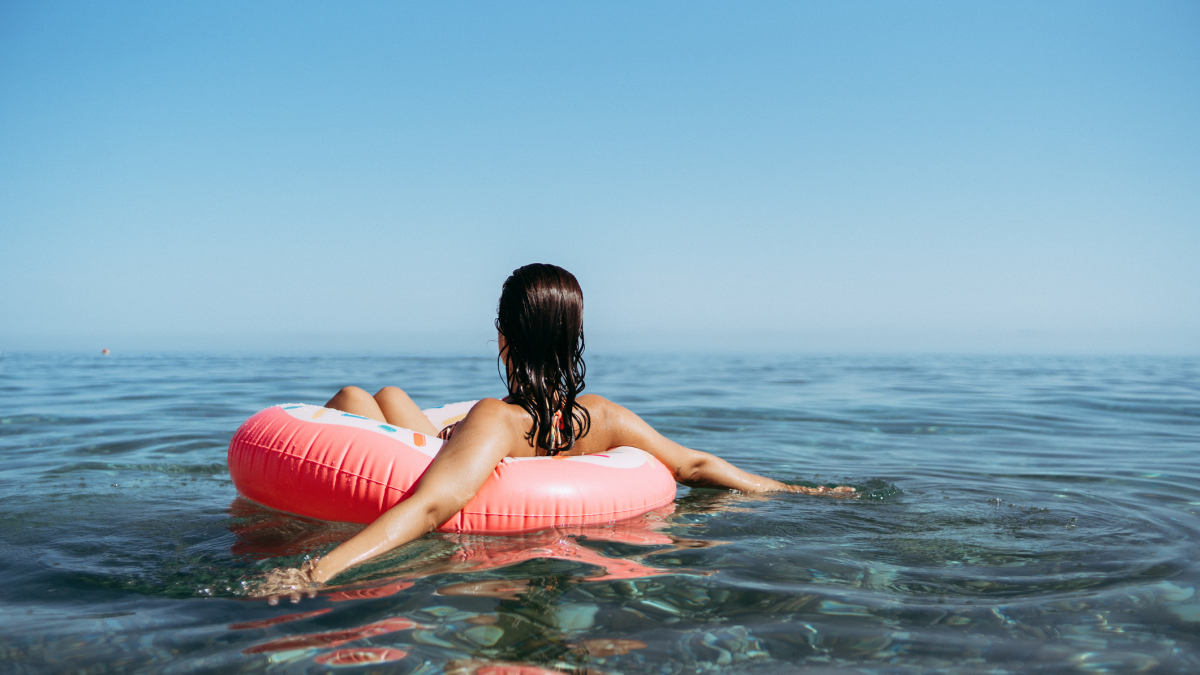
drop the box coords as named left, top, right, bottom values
left=1, top=353, right=1198, bottom=673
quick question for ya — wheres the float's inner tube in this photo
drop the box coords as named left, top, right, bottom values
left=227, top=402, right=677, bottom=534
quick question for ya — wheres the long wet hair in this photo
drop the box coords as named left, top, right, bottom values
left=496, top=264, right=590, bottom=454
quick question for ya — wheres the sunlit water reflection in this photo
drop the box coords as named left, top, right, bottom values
left=1, top=353, right=1197, bottom=672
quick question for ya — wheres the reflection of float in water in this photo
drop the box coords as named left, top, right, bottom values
left=436, top=515, right=679, bottom=586
left=228, top=500, right=720, bottom=602
left=446, top=658, right=572, bottom=675
left=358, top=504, right=722, bottom=601
left=240, top=617, right=423, bottom=654
left=314, top=647, right=408, bottom=666
left=230, top=499, right=726, bottom=667
left=229, top=608, right=330, bottom=630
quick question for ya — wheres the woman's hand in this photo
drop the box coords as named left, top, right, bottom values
left=785, top=484, right=857, bottom=498
left=251, top=558, right=323, bottom=605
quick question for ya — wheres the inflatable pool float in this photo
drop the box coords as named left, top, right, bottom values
left=227, top=402, right=677, bottom=534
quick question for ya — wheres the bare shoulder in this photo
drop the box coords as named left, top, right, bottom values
left=466, top=397, right=527, bottom=428
left=574, top=394, right=692, bottom=468
left=454, top=397, right=535, bottom=455
left=472, top=396, right=512, bottom=412
left=574, top=394, right=653, bottom=452
left=577, top=393, right=614, bottom=411
left=576, top=394, right=628, bottom=425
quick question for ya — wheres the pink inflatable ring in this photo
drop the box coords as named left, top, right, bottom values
left=227, top=402, right=677, bottom=534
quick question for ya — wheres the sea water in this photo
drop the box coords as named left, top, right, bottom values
left=1, top=353, right=1197, bottom=673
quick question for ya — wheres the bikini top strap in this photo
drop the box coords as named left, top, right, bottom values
left=503, top=395, right=570, bottom=456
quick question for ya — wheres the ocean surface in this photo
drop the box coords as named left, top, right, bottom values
left=1, top=352, right=1198, bottom=674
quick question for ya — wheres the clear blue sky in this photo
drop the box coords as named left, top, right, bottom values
left=2, top=1, right=1197, bottom=354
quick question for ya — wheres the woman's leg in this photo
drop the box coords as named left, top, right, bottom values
left=372, top=386, right=439, bottom=435
left=325, top=386, right=387, bottom=422
left=325, top=386, right=438, bottom=433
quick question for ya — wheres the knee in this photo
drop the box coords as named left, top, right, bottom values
left=375, top=385, right=410, bottom=401
left=334, top=385, right=371, bottom=401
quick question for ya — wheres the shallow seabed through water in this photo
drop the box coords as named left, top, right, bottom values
left=1, top=353, right=1198, bottom=673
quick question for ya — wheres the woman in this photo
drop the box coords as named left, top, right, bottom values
left=259, top=264, right=852, bottom=602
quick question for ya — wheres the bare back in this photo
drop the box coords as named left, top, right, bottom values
left=489, top=394, right=706, bottom=478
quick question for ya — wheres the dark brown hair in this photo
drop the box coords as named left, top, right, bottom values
left=496, top=264, right=590, bottom=454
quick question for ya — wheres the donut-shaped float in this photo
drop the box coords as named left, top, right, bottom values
left=227, top=402, right=677, bottom=534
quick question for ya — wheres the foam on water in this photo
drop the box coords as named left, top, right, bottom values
left=1, top=353, right=1198, bottom=672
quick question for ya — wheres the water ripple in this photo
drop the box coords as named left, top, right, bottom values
left=0, top=353, right=1197, bottom=673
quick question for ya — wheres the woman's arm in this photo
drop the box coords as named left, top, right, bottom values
left=588, top=396, right=854, bottom=496
left=265, top=398, right=521, bottom=598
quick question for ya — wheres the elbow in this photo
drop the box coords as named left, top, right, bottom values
left=420, top=501, right=448, bottom=534
left=676, top=455, right=710, bottom=485
left=418, top=493, right=467, bottom=534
